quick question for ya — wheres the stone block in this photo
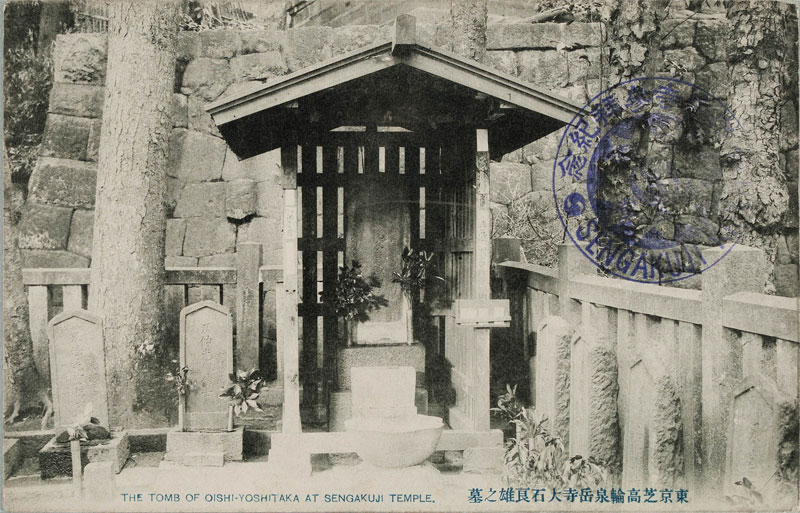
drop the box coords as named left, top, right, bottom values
left=83, top=461, right=116, bottom=501
left=200, top=29, right=242, bottom=59
left=237, top=216, right=279, bottom=245
left=663, top=48, right=706, bottom=73
left=165, top=427, right=243, bottom=462
left=487, top=22, right=600, bottom=50
left=565, top=47, right=603, bottom=82
left=4, top=438, right=22, bottom=479
left=176, top=32, right=201, bottom=62
left=774, top=264, right=799, bottom=297
left=657, top=178, right=714, bottom=217
left=284, top=26, right=336, bottom=71
left=22, top=249, right=89, bottom=268
left=168, top=129, right=226, bottom=182
left=165, top=256, right=198, bottom=267
left=490, top=202, right=509, bottom=235
left=17, top=202, right=72, bottom=250
left=230, top=52, right=287, bottom=81
left=187, top=96, right=221, bottom=137
left=184, top=452, right=224, bottom=467
left=174, top=182, right=226, bottom=218
left=41, top=114, right=92, bottom=161
left=181, top=58, right=233, bottom=102
left=165, top=218, right=186, bottom=256
left=673, top=146, right=721, bottom=181
left=331, top=25, right=390, bottom=56
left=336, top=343, right=425, bottom=390
left=695, top=62, right=728, bottom=100
left=240, top=29, right=285, bottom=54
left=490, top=162, right=531, bottom=203
left=776, top=235, right=793, bottom=264
left=67, top=209, right=94, bottom=258
left=674, top=215, right=719, bottom=245
left=198, top=253, right=236, bottom=266
left=517, top=50, right=568, bottom=88
left=660, top=18, right=696, bottom=48
left=86, top=118, right=102, bottom=162
left=462, top=446, right=505, bottom=473
left=225, top=179, right=257, bottom=220
left=695, top=19, right=729, bottom=62
left=166, top=177, right=181, bottom=215
left=485, top=50, right=518, bottom=76
left=224, top=148, right=281, bottom=182
left=29, top=157, right=97, bottom=208
left=53, top=33, right=107, bottom=84
left=39, top=430, right=129, bottom=479
left=329, top=388, right=430, bottom=432
left=172, top=94, right=188, bottom=128
left=48, top=83, right=104, bottom=118
left=787, top=232, right=799, bottom=262
left=183, top=218, right=236, bottom=257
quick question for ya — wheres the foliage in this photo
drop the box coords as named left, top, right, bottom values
left=220, top=369, right=264, bottom=416
left=319, top=260, right=385, bottom=322
left=392, top=247, right=444, bottom=295
left=497, top=389, right=609, bottom=489
left=3, top=30, right=53, bottom=185
left=165, top=360, right=192, bottom=396
left=491, top=384, right=524, bottom=424
left=180, top=1, right=260, bottom=31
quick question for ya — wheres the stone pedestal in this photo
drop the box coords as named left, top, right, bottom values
left=4, top=439, right=22, bottom=479
left=39, top=430, right=129, bottom=479
left=165, top=427, right=243, bottom=465
left=330, top=343, right=427, bottom=431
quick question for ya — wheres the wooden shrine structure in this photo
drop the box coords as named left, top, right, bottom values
left=207, top=15, right=581, bottom=471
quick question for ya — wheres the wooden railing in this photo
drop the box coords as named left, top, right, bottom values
left=22, top=242, right=282, bottom=390
left=498, top=243, right=799, bottom=492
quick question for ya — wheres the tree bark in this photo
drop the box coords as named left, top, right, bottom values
left=89, top=1, right=179, bottom=428
left=449, top=0, right=488, bottom=63
left=3, top=142, right=53, bottom=428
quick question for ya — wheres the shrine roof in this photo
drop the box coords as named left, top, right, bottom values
left=207, top=15, right=583, bottom=160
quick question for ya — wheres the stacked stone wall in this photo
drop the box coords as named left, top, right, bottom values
left=20, top=11, right=799, bottom=296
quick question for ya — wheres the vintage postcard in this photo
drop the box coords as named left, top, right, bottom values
left=2, top=0, right=799, bottom=512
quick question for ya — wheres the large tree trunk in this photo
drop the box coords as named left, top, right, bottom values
left=89, top=1, right=179, bottom=428
left=448, top=0, right=488, bottom=63
left=3, top=142, right=53, bottom=428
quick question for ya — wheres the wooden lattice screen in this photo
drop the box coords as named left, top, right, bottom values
left=292, top=131, right=477, bottom=414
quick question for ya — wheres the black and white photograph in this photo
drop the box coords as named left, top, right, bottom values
left=2, top=0, right=799, bottom=511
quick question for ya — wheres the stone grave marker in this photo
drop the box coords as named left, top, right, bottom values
left=622, top=359, right=654, bottom=488
left=569, top=328, right=590, bottom=457
left=48, top=310, right=109, bottom=428
left=724, top=375, right=792, bottom=499
left=180, top=300, right=233, bottom=430
left=535, top=316, right=571, bottom=436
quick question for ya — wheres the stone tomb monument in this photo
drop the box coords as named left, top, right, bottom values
left=39, top=310, right=129, bottom=479
left=724, top=374, right=794, bottom=502
left=165, top=301, right=243, bottom=465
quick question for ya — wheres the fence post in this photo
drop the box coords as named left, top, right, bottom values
left=236, top=242, right=262, bottom=370
left=700, top=245, right=765, bottom=495
left=557, top=243, right=593, bottom=327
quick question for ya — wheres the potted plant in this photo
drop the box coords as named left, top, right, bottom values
left=219, top=368, right=265, bottom=431
left=319, top=260, right=383, bottom=346
left=392, top=247, right=443, bottom=344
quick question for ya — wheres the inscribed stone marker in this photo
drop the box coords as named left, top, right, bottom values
left=180, top=300, right=233, bottom=430
left=48, top=310, right=108, bottom=427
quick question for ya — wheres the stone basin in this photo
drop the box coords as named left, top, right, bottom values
left=345, top=414, right=444, bottom=468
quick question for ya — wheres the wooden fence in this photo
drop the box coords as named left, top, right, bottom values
left=497, top=243, right=799, bottom=495
left=22, top=242, right=283, bottom=391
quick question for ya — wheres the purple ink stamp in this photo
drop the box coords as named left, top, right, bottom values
left=553, top=77, right=743, bottom=284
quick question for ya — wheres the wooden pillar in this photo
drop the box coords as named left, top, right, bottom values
left=235, top=242, right=261, bottom=369
left=473, top=129, right=491, bottom=432
left=280, top=145, right=301, bottom=434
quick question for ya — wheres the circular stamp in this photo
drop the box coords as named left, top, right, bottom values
left=553, top=77, right=743, bottom=284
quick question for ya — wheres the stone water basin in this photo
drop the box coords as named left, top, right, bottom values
left=345, top=414, right=444, bottom=468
